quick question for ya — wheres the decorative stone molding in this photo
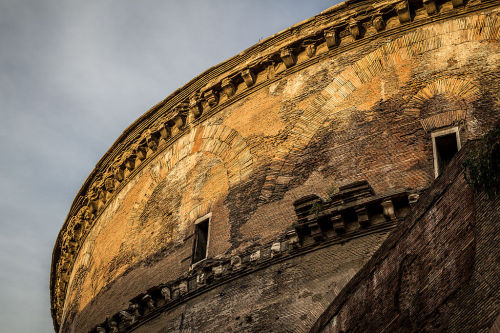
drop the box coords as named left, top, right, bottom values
left=89, top=187, right=412, bottom=333
left=51, top=1, right=500, bottom=329
left=292, top=181, right=410, bottom=242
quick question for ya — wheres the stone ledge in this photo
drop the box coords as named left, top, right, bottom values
left=309, top=140, right=482, bottom=332
left=90, top=217, right=401, bottom=332
left=50, top=1, right=500, bottom=329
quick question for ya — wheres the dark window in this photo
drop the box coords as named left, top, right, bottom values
left=192, top=218, right=209, bottom=264
left=435, top=132, right=458, bottom=174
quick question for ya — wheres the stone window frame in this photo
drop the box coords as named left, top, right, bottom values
left=190, top=212, right=212, bottom=268
left=431, top=126, right=461, bottom=178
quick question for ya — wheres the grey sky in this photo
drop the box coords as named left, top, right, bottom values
left=0, top=0, right=339, bottom=331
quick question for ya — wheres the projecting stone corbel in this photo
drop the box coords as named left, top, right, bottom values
left=349, top=20, right=361, bottom=39
left=133, top=142, right=147, bottom=161
left=381, top=199, right=396, bottom=220
left=145, top=130, right=159, bottom=152
left=161, top=287, right=171, bottom=301
left=309, top=221, right=324, bottom=242
left=104, top=176, right=114, bottom=193
left=423, top=0, right=438, bottom=15
left=157, top=121, right=171, bottom=141
left=108, top=320, right=118, bottom=333
left=204, top=89, right=219, bottom=108
left=452, top=0, right=464, bottom=7
left=221, top=77, right=235, bottom=98
left=396, top=2, right=411, bottom=24
left=305, top=44, right=316, bottom=58
left=123, top=151, right=137, bottom=171
left=373, top=15, right=385, bottom=32
left=280, top=47, right=296, bottom=68
left=170, top=114, right=185, bottom=136
left=142, top=294, right=155, bottom=310
left=331, top=214, right=345, bottom=233
left=113, top=163, right=125, bottom=182
left=324, top=28, right=339, bottom=49
left=355, top=206, right=370, bottom=227
left=189, top=95, right=202, bottom=119
left=119, top=310, right=136, bottom=326
left=229, top=255, right=241, bottom=269
left=241, top=68, right=256, bottom=87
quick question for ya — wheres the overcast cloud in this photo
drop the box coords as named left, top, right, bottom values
left=0, top=0, right=339, bottom=331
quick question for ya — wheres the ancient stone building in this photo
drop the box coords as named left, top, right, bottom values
left=50, top=0, right=500, bottom=332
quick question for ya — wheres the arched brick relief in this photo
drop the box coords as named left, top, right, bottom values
left=404, top=78, right=480, bottom=117
left=61, top=124, right=251, bottom=317
left=259, top=12, right=499, bottom=202
left=149, top=124, right=253, bottom=188
left=403, top=77, right=480, bottom=132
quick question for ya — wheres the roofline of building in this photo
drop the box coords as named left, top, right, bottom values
left=50, top=0, right=498, bottom=330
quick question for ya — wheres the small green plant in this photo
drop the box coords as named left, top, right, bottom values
left=327, top=184, right=339, bottom=199
left=463, top=122, right=500, bottom=198
left=309, top=201, right=323, bottom=217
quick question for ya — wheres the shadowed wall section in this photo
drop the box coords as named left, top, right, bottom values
left=50, top=1, right=500, bottom=332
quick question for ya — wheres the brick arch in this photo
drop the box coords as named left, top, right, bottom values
left=259, top=12, right=499, bottom=201
left=403, top=77, right=480, bottom=117
left=150, top=124, right=253, bottom=188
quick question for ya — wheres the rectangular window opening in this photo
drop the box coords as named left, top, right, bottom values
left=432, top=127, right=461, bottom=178
left=192, top=217, right=209, bottom=264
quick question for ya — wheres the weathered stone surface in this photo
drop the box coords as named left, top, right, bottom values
left=50, top=1, right=500, bottom=332
left=312, top=143, right=500, bottom=333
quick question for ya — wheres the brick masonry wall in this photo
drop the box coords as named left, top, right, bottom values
left=132, top=232, right=391, bottom=333
left=313, top=143, right=500, bottom=333
left=59, top=7, right=500, bottom=332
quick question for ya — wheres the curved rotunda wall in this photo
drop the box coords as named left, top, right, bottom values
left=52, top=1, right=500, bottom=332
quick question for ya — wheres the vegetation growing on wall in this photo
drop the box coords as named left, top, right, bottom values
left=463, top=122, right=500, bottom=198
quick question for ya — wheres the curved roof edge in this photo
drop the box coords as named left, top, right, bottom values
left=50, top=0, right=492, bottom=330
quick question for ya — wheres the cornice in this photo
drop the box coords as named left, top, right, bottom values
left=90, top=187, right=413, bottom=332
left=50, top=0, right=500, bottom=330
